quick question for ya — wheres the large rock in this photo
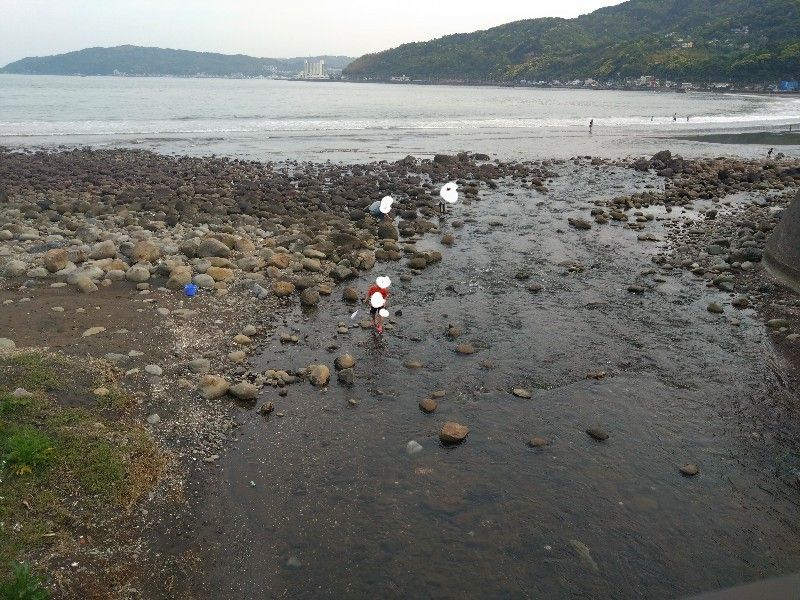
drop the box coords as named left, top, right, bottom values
left=43, top=249, right=69, bottom=273
left=334, top=353, right=356, bottom=370
left=131, top=240, right=161, bottom=263
left=75, top=274, right=99, bottom=293
left=439, top=422, right=470, bottom=444
left=300, top=287, right=320, bottom=306
left=377, top=222, right=399, bottom=240
left=206, top=266, right=234, bottom=282
left=308, top=364, right=330, bottom=386
left=167, top=267, right=193, bottom=289
left=126, top=265, right=151, bottom=283
left=1, top=260, right=27, bottom=277
left=765, top=190, right=800, bottom=293
left=89, top=239, right=117, bottom=260
left=230, top=382, right=258, bottom=400
left=272, top=281, right=295, bottom=297
left=198, top=237, right=231, bottom=258
left=198, top=375, right=230, bottom=399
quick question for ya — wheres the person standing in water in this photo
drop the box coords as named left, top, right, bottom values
left=589, top=119, right=594, bottom=133
left=673, top=113, right=677, bottom=122
left=365, top=276, right=391, bottom=334
left=768, top=148, right=774, bottom=158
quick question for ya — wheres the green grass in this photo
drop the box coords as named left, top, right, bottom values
left=2, top=428, right=54, bottom=476
left=0, top=351, right=163, bottom=591
left=0, top=562, right=49, bottom=600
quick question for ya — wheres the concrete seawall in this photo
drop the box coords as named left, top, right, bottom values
left=765, top=190, right=800, bottom=294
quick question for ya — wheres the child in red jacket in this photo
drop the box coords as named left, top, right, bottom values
left=365, top=276, right=391, bottom=333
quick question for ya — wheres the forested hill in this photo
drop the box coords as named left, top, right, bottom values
left=344, top=0, right=800, bottom=83
left=0, top=46, right=354, bottom=76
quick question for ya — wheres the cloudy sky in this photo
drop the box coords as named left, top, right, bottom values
left=0, top=0, right=626, bottom=65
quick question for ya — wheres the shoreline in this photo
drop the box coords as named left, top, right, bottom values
left=1, top=147, right=799, bottom=597
left=3, top=72, right=800, bottom=98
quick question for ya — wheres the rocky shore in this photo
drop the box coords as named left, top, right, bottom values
left=1, top=147, right=799, bottom=597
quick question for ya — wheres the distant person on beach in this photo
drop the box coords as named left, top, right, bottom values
left=673, top=113, right=677, bottom=122
left=368, top=196, right=394, bottom=221
left=589, top=119, right=594, bottom=133
left=686, top=115, right=690, bottom=122
left=365, top=277, right=391, bottom=334
left=651, top=116, right=654, bottom=121
left=768, top=148, right=774, bottom=158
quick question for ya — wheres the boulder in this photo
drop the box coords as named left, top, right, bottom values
left=126, top=265, right=151, bottom=283
left=131, top=240, right=161, bottom=263
left=230, top=382, right=258, bottom=400
left=43, top=249, right=69, bottom=273
left=75, top=274, right=99, bottom=293
left=439, top=422, right=469, bottom=444
left=337, top=368, right=355, bottom=386
left=272, top=281, right=296, bottom=297
left=206, top=266, right=234, bottom=282
left=198, top=375, right=230, bottom=400
left=419, top=398, right=438, bottom=413
left=89, top=239, right=117, bottom=260
left=334, top=353, right=356, bottom=370
left=300, top=287, right=320, bottom=306
left=198, top=237, right=231, bottom=258
left=765, top=190, right=800, bottom=293
left=308, top=364, right=330, bottom=386
left=377, top=222, right=399, bottom=240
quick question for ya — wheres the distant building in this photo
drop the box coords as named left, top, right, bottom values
left=779, top=81, right=799, bottom=92
left=300, top=60, right=328, bottom=80
left=390, top=75, right=411, bottom=82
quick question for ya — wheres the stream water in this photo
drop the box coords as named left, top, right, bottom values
left=186, top=163, right=800, bottom=598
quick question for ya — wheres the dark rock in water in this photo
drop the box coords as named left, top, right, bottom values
left=731, top=296, right=750, bottom=309
left=514, top=270, right=530, bottom=280
left=627, top=285, right=646, bottom=294
left=765, top=190, right=800, bottom=293
left=439, top=422, right=469, bottom=444
left=337, top=368, right=355, bottom=386
left=299, top=287, right=320, bottom=307
left=378, top=222, right=399, bottom=240
left=568, top=217, right=592, bottom=230
left=586, top=427, right=609, bottom=441
left=527, top=283, right=543, bottom=293
left=259, top=401, right=275, bottom=415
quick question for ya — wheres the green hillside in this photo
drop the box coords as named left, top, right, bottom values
left=344, top=0, right=800, bottom=83
left=0, top=45, right=354, bottom=77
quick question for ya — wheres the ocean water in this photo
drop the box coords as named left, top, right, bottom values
left=0, top=74, right=798, bottom=161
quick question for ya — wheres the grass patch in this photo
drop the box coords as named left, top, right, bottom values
left=0, top=562, right=49, bottom=600
left=0, top=351, right=163, bottom=586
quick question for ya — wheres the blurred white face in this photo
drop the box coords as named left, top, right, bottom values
left=440, top=182, right=459, bottom=204
left=370, top=292, right=386, bottom=308
left=376, top=276, right=391, bottom=288
left=380, top=196, right=394, bottom=213
left=379, top=308, right=389, bottom=318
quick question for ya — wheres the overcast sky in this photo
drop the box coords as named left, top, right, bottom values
left=0, top=0, right=626, bottom=66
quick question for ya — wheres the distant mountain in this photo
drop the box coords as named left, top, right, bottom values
left=344, top=0, right=800, bottom=83
left=0, top=45, right=354, bottom=77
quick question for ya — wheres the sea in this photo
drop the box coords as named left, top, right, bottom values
left=0, top=74, right=798, bottom=162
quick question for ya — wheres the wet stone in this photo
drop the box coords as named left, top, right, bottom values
left=419, top=398, right=438, bottom=413
left=586, top=427, right=609, bottom=441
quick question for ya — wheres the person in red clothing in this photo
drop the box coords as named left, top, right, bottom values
left=365, top=276, right=391, bottom=333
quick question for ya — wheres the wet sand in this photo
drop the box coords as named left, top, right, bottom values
left=1, top=149, right=799, bottom=598
left=675, top=130, right=800, bottom=146
left=175, top=163, right=800, bottom=599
